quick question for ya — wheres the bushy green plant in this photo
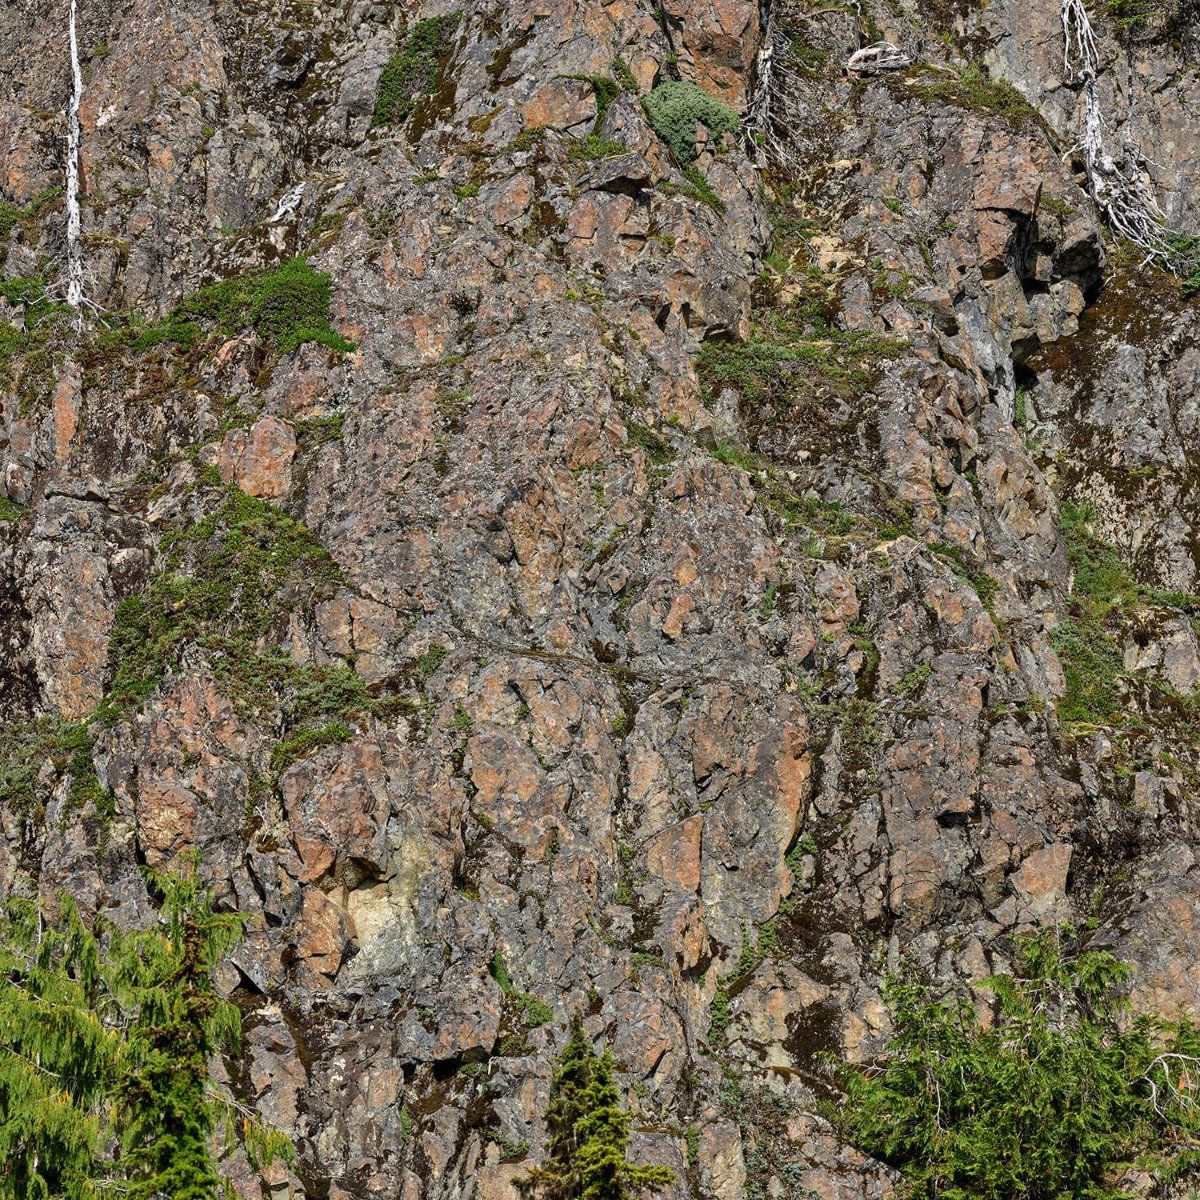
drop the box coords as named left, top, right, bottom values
left=0, top=865, right=292, bottom=1200
left=372, top=14, right=460, bottom=128
left=837, top=930, right=1200, bottom=1200
left=516, top=1016, right=676, bottom=1199
left=103, top=258, right=354, bottom=357
left=179, top=257, right=355, bottom=353
left=642, top=81, right=738, bottom=163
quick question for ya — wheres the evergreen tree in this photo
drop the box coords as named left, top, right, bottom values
left=837, top=928, right=1200, bottom=1199
left=109, top=865, right=291, bottom=1199
left=518, top=1017, right=675, bottom=1200
left=0, top=895, right=117, bottom=1199
left=0, top=861, right=292, bottom=1200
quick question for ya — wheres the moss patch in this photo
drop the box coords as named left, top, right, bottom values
left=0, top=717, right=112, bottom=824
left=99, top=258, right=354, bottom=358
left=913, top=61, right=1039, bottom=127
left=101, top=486, right=342, bottom=719
left=1052, top=503, right=1199, bottom=726
left=372, top=14, right=461, bottom=129
left=0, top=187, right=62, bottom=241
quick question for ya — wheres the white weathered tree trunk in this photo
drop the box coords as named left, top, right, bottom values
left=1061, top=0, right=1173, bottom=266
left=65, top=0, right=85, bottom=328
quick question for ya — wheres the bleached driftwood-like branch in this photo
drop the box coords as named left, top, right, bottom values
left=846, top=43, right=913, bottom=75
left=743, top=7, right=815, bottom=173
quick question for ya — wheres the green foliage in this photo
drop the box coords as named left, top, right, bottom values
left=611, top=57, right=638, bottom=94
left=0, top=324, right=28, bottom=374
left=1051, top=504, right=1199, bottom=726
left=0, top=275, right=66, bottom=380
left=0, top=895, right=112, bottom=1200
left=917, top=61, right=1039, bottom=127
left=708, top=924, right=779, bottom=1042
left=0, top=496, right=26, bottom=521
left=101, top=486, right=343, bottom=718
left=372, top=14, right=461, bottom=128
left=270, top=720, right=353, bottom=775
left=490, top=951, right=554, bottom=1030
left=641, top=81, right=738, bottom=164
left=517, top=1016, right=676, bottom=1199
left=566, top=136, right=627, bottom=162
left=1105, top=0, right=1194, bottom=34
left=699, top=303, right=902, bottom=406
left=0, top=276, right=61, bottom=329
left=102, top=258, right=354, bottom=357
left=0, top=866, right=292, bottom=1200
left=294, top=412, right=346, bottom=446
left=0, top=717, right=111, bottom=822
left=1167, top=234, right=1200, bottom=298
left=837, top=930, right=1200, bottom=1200
left=562, top=74, right=622, bottom=127
left=0, top=186, right=62, bottom=241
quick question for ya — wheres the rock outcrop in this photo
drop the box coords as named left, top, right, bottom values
left=2, top=0, right=1200, bottom=1196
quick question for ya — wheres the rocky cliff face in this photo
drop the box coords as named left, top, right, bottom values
left=3, top=0, right=1200, bottom=1196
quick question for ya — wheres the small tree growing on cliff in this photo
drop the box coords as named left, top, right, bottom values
left=837, top=928, right=1200, bottom=1199
left=0, top=860, right=292, bottom=1199
left=517, top=1017, right=675, bottom=1200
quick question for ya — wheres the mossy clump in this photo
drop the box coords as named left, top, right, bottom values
left=642, top=81, right=738, bottom=163
left=372, top=14, right=461, bottom=128
left=916, top=61, right=1039, bottom=127
left=1106, top=0, right=1197, bottom=36
left=101, top=487, right=343, bottom=718
left=0, top=276, right=66, bottom=380
left=102, top=258, right=354, bottom=358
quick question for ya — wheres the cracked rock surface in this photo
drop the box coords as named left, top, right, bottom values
left=3, top=0, right=1200, bottom=1196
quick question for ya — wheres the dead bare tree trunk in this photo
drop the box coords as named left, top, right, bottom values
left=1061, top=0, right=1175, bottom=267
left=65, top=0, right=85, bottom=329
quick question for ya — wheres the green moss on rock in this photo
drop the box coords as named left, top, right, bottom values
left=372, top=14, right=461, bottom=129
left=102, top=487, right=343, bottom=718
left=101, top=258, right=354, bottom=358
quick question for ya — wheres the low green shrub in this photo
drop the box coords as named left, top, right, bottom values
left=372, top=14, right=460, bottom=128
left=838, top=929, right=1200, bottom=1200
left=102, top=258, right=354, bottom=357
left=642, top=81, right=738, bottom=163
